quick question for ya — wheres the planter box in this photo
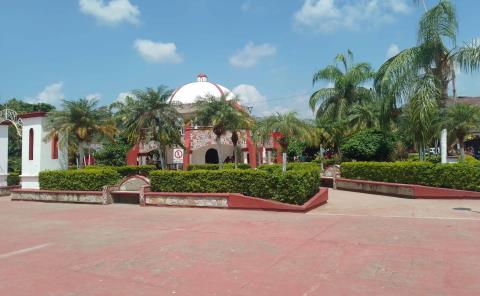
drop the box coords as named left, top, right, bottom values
left=11, top=189, right=109, bottom=204
left=335, top=178, right=480, bottom=199
left=0, top=185, right=20, bottom=197
left=142, top=187, right=329, bottom=213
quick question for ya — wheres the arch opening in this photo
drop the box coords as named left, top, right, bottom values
left=205, top=148, right=219, bottom=164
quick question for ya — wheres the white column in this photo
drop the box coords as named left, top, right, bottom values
left=243, top=151, right=248, bottom=164
left=441, top=129, right=448, bottom=164
left=267, top=151, right=272, bottom=164
left=262, top=147, right=267, bottom=164
left=0, top=125, right=8, bottom=186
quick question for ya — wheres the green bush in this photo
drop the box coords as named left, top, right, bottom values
left=83, top=165, right=155, bottom=177
left=93, top=141, right=130, bottom=166
left=407, top=154, right=441, bottom=163
left=341, top=161, right=480, bottom=191
left=341, top=129, right=395, bottom=161
left=150, top=167, right=321, bottom=205
left=187, top=163, right=251, bottom=170
left=7, top=173, right=20, bottom=186
left=40, top=169, right=121, bottom=191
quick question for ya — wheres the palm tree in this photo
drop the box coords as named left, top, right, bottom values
left=253, top=112, right=309, bottom=172
left=194, top=94, right=253, bottom=169
left=376, top=0, right=480, bottom=108
left=309, top=50, right=375, bottom=122
left=446, top=103, right=480, bottom=161
left=347, top=99, right=380, bottom=131
left=115, top=86, right=183, bottom=170
left=45, top=98, right=116, bottom=168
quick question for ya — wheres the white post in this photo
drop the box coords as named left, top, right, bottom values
left=282, top=153, right=287, bottom=173
left=262, top=147, right=267, bottom=164
left=0, top=125, right=8, bottom=186
left=441, top=128, right=447, bottom=164
left=243, top=151, right=248, bottom=164
left=267, top=151, right=272, bottom=164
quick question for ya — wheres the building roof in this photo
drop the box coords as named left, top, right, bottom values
left=446, top=96, right=480, bottom=106
left=170, top=74, right=234, bottom=105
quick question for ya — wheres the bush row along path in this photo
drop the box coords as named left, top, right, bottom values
left=0, top=190, right=480, bottom=295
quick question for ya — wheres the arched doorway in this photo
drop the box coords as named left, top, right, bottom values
left=205, top=148, right=219, bottom=164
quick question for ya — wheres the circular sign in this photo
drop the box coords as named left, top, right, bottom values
left=174, top=149, right=183, bottom=159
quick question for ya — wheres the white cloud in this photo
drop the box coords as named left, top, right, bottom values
left=115, top=91, right=134, bottom=103
left=35, top=82, right=64, bottom=106
left=386, top=44, right=400, bottom=59
left=241, top=1, right=251, bottom=12
left=85, top=93, right=101, bottom=101
left=233, top=84, right=269, bottom=115
left=294, top=0, right=410, bottom=33
left=134, top=39, right=182, bottom=64
left=229, top=42, right=276, bottom=68
left=79, top=0, right=140, bottom=25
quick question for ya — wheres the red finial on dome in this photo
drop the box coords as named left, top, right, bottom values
left=197, top=73, right=208, bottom=82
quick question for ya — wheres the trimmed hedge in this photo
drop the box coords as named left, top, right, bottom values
left=150, top=168, right=321, bottom=205
left=7, top=173, right=20, bottom=186
left=83, top=165, right=155, bottom=177
left=188, top=163, right=251, bottom=170
left=40, top=169, right=121, bottom=191
left=341, top=161, right=480, bottom=192
left=258, top=162, right=321, bottom=174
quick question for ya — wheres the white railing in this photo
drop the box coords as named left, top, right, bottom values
left=0, top=109, right=22, bottom=136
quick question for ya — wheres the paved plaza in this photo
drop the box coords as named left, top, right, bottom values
left=1, top=190, right=480, bottom=295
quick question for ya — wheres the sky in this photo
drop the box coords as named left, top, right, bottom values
left=1, top=0, right=480, bottom=118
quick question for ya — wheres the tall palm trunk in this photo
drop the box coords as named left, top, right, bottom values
left=78, top=141, right=86, bottom=168
left=157, top=146, right=165, bottom=170
left=216, top=136, right=223, bottom=169
left=458, top=134, right=465, bottom=161
left=231, top=131, right=239, bottom=169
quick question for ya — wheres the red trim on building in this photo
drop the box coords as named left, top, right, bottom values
left=19, top=111, right=47, bottom=119
left=183, top=122, right=191, bottom=170
left=126, top=144, right=139, bottom=166
left=246, top=130, right=257, bottom=168
left=208, top=82, right=225, bottom=97
left=28, top=128, right=34, bottom=160
left=51, top=134, right=59, bottom=159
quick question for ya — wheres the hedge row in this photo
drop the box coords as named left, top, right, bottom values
left=40, top=169, right=121, bottom=191
left=257, top=162, right=321, bottom=174
left=187, top=163, right=251, bottom=170
left=341, top=161, right=480, bottom=192
left=83, top=165, right=155, bottom=177
left=7, top=173, right=20, bottom=186
left=150, top=168, right=321, bottom=205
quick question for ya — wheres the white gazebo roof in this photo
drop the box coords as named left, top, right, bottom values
left=170, top=74, right=234, bottom=104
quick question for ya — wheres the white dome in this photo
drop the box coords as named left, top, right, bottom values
left=170, top=74, right=234, bottom=104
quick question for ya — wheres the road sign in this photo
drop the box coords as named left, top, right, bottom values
left=173, top=149, right=184, bottom=164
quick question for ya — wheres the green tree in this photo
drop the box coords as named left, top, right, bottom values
left=253, top=112, right=309, bottom=172
left=309, top=50, right=375, bottom=122
left=446, top=103, right=480, bottom=161
left=93, top=136, right=131, bottom=166
left=194, top=94, right=253, bottom=169
left=376, top=0, right=480, bottom=109
left=45, top=98, right=116, bottom=168
left=340, top=129, right=395, bottom=161
left=114, top=86, right=183, bottom=170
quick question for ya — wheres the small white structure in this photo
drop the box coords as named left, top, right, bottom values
left=0, top=124, right=8, bottom=186
left=20, top=112, right=68, bottom=189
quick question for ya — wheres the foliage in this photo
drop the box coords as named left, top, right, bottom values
left=45, top=98, right=116, bottom=167
left=39, top=169, right=121, bottom=191
left=446, top=103, right=480, bottom=160
left=287, top=137, right=307, bottom=160
left=150, top=166, right=321, bottom=205
left=341, top=161, right=480, bottom=191
left=113, top=86, right=183, bottom=170
left=340, top=129, right=395, bottom=161
left=83, top=165, right=155, bottom=177
left=310, top=50, right=375, bottom=122
left=187, top=163, right=251, bottom=171
left=7, top=173, right=20, bottom=186
left=93, top=137, right=131, bottom=166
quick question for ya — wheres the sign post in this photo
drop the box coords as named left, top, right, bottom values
left=173, top=149, right=184, bottom=170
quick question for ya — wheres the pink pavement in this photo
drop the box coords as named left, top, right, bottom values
left=1, top=190, right=480, bottom=295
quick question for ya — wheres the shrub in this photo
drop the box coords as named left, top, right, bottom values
left=7, top=173, right=20, bottom=186
left=407, top=154, right=441, bottom=163
left=93, top=142, right=130, bottom=166
left=341, top=129, right=395, bottom=161
left=83, top=165, right=155, bottom=177
left=341, top=161, right=480, bottom=191
left=187, top=163, right=251, bottom=170
left=40, top=169, right=121, bottom=191
left=150, top=167, right=321, bottom=205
